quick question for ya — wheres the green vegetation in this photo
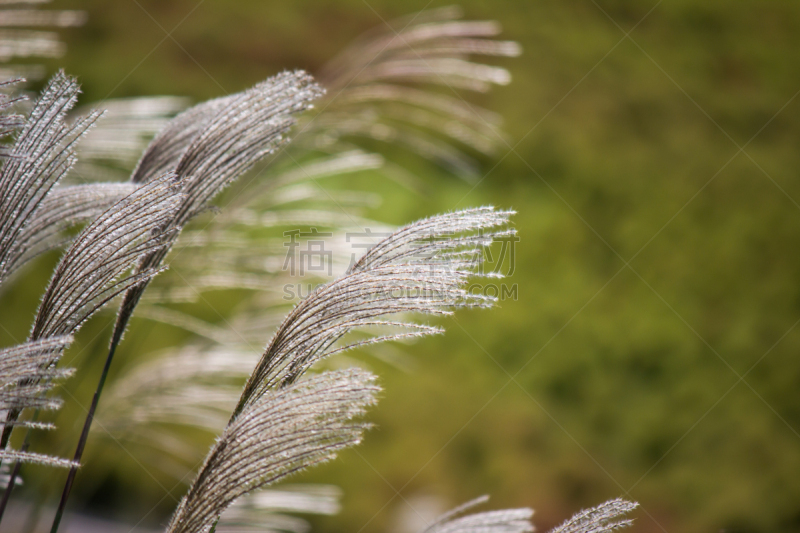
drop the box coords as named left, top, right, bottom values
left=2, top=1, right=799, bottom=532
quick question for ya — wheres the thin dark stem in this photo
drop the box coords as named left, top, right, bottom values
left=50, top=328, right=123, bottom=533
left=1, top=402, right=26, bottom=453
left=0, top=419, right=12, bottom=454
left=51, top=248, right=150, bottom=532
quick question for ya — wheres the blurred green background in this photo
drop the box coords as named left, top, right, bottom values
left=2, top=1, right=800, bottom=532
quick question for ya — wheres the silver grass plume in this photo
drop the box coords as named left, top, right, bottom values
left=131, top=70, right=324, bottom=190
left=160, top=208, right=513, bottom=532
left=135, top=7, right=520, bottom=333
left=9, top=182, right=137, bottom=272
left=216, top=485, right=341, bottom=533
left=0, top=78, right=25, bottom=155
left=421, top=495, right=533, bottom=533
left=166, top=368, right=379, bottom=533
left=153, top=71, right=323, bottom=226
left=237, top=206, right=513, bottom=411
left=133, top=151, right=388, bottom=339
left=313, top=5, right=521, bottom=176
left=547, top=499, right=637, bottom=533
left=0, top=336, right=72, bottom=414
left=50, top=72, right=325, bottom=530
left=0, top=349, right=73, bottom=466
left=111, top=71, right=324, bottom=345
left=0, top=334, right=72, bottom=463
left=321, top=6, right=519, bottom=93
left=0, top=70, right=101, bottom=283
left=129, top=92, right=238, bottom=187
left=0, top=172, right=182, bottom=461
left=0, top=448, right=75, bottom=469
left=105, top=208, right=511, bottom=472
left=29, top=173, right=181, bottom=339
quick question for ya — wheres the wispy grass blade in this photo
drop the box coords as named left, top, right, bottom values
left=112, top=70, right=324, bottom=348
left=0, top=78, right=26, bottom=155
left=548, top=499, right=638, bottom=533
left=136, top=7, right=521, bottom=337
left=0, top=171, right=182, bottom=463
left=421, top=495, right=533, bottom=533
left=51, top=70, right=324, bottom=533
left=10, top=182, right=138, bottom=271
left=158, top=207, right=513, bottom=533
left=0, top=449, right=78, bottom=469
left=30, top=173, right=181, bottom=339
left=21, top=172, right=182, bottom=529
left=100, top=207, right=513, bottom=478
left=0, top=70, right=100, bottom=283
left=216, top=485, right=341, bottom=533
left=310, top=5, right=520, bottom=176
left=166, top=368, right=378, bottom=533
left=320, top=6, right=519, bottom=92
left=238, top=206, right=513, bottom=412
left=0, top=336, right=72, bottom=414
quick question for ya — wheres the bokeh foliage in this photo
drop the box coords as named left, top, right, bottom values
left=1, top=1, right=799, bottom=532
